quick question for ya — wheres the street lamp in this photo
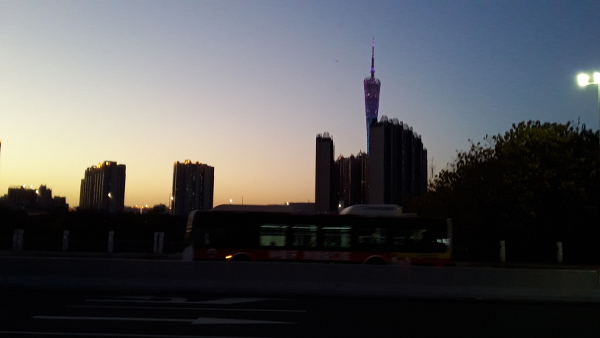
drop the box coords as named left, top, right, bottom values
left=577, top=72, right=600, bottom=148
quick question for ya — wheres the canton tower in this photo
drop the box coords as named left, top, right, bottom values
left=363, top=39, right=381, bottom=154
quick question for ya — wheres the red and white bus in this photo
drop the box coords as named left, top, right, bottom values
left=187, top=205, right=452, bottom=266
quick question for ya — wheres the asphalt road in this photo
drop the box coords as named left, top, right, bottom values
left=1, top=289, right=599, bottom=337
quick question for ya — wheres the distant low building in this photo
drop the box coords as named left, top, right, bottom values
left=124, top=204, right=169, bottom=215
left=3, top=185, right=68, bottom=212
left=7, top=186, right=36, bottom=211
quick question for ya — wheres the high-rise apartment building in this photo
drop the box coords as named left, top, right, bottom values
left=364, top=39, right=381, bottom=154
left=79, top=161, right=126, bottom=213
left=171, top=160, right=214, bottom=216
left=336, top=152, right=368, bottom=208
left=368, top=117, right=427, bottom=205
left=315, top=133, right=337, bottom=213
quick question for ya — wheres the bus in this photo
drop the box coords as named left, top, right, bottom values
left=187, top=206, right=452, bottom=266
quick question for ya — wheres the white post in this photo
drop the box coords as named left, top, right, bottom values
left=12, top=229, right=24, bottom=251
left=154, top=232, right=164, bottom=254
left=557, top=241, right=563, bottom=264
left=62, top=230, right=69, bottom=252
left=108, top=231, right=114, bottom=253
left=499, top=240, right=506, bottom=263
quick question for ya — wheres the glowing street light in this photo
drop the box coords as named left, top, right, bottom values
left=578, top=72, right=600, bottom=86
left=577, top=72, right=600, bottom=148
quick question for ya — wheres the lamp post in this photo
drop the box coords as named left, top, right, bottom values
left=577, top=72, right=600, bottom=148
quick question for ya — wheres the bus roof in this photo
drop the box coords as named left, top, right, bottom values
left=339, top=204, right=404, bottom=217
left=211, top=204, right=293, bottom=213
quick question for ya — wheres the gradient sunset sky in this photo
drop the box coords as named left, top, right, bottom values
left=1, top=1, right=599, bottom=208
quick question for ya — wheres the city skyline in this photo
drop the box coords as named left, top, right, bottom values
left=1, top=1, right=599, bottom=208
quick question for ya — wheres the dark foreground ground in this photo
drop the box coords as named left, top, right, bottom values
left=0, top=288, right=598, bottom=337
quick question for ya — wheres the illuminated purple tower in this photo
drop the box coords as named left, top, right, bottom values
left=364, top=39, right=381, bottom=154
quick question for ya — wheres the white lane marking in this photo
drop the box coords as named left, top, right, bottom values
left=197, top=298, right=270, bottom=305
left=192, top=317, right=293, bottom=325
left=70, top=305, right=306, bottom=313
left=33, top=315, right=295, bottom=325
left=86, top=297, right=271, bottom=305
left=110, top=296, right=189, bottom=302
left=0, top=331, right=257, bottom=337
left=33, top=316, right=189, bottom=322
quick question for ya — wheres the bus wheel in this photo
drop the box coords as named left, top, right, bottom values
left=231, top=254, right=251, bottom=262
left=365, top=257, right=386, bottom=265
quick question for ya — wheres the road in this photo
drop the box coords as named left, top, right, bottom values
left=1, top=289, right=599, bottom=337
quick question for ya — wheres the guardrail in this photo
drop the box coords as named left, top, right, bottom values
left=1, top=257, right=599, bottom=303
left=5, top=229, right=185, bottom=255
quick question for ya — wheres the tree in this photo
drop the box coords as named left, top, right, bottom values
left=411, top=121, right=599, bottom=263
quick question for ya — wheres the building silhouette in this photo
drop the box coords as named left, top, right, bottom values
left=79, top=161, right=126, bottom=213
left=314, top=42, right=428, bottom=210
left=315, top=133, right=337, bottom=213
left=1, top=184, right=68, bottom=212
left=364, top=39, right=381, bottom=154
left=335, top=152, right=368, bottom=208
left=171, top=160, right=214, bottom=216
left=6, top=186, right=37, bottom=212
left=368, top=117, right=428, bottom=205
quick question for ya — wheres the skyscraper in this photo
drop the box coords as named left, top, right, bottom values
left=315, top=133, right=337, bottom=213
left=368, top=117, right=427, bottom=205
left=364, top=39, right=381, bottom=154
left=171, top=160, right=214, bottom=216
left=79, top=161, right=126, bottom=213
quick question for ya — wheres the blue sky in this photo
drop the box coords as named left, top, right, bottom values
left=1, top=0, right=599, bottom=207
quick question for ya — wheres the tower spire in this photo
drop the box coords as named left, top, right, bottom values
left=371, top=37, right=375, bottom=79
left=364, top=37, right=381, bottom=154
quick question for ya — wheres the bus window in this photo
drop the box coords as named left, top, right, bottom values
left=356, top=226, right=388, bottom=248
left=291, top=224, right=317, bottom=248
left=194, top=227, right=227, bottom=246
left=392, top=228, right=448, bottom=253
left=393, top=229, right=424, bottom=244
left=322, top=226, right=352, bottom=248
left=409, top=229, right=425, bottom=243
left=392, top=230, right=408, bottom=246
left=195, top=225, right=256, bottom=248
left=259, top=224, right=288, bottom=247
left=195, top=227, right=210, bottom=245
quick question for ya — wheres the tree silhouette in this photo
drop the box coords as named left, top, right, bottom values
left=410, top=121, right=599, bottom=263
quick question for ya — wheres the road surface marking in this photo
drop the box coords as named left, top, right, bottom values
left=0, top=331, right=259, bottom=337
left=192, top=317, right=293, bottom=324
left=33, top=315, right=295, bottom=325
left=196, top=298, right=270, bottom=305
left=110, top=296, right=189, bottom=302
left=71, top=305, right=306, bottom=312
left=86, top=297, right=271, bottom=305
left=33, top=316, right=189, bottom=323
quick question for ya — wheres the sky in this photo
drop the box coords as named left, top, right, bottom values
left=1, top=0, right=599, bottom=208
